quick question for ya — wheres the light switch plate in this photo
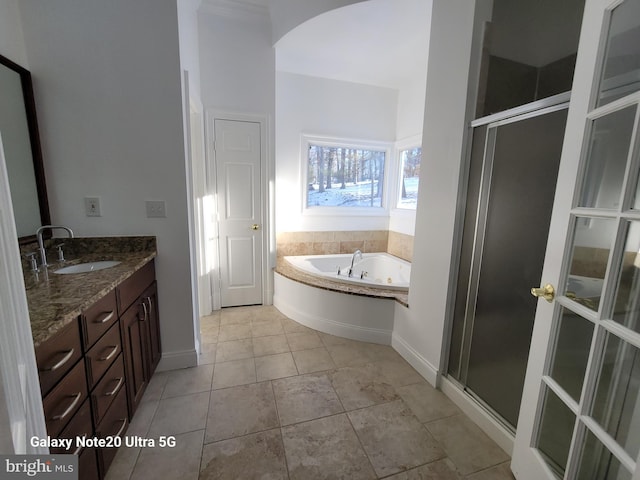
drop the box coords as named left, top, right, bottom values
left=85, top=197, right=101, bottom=217
left=145, top=200, right=166, bottom=218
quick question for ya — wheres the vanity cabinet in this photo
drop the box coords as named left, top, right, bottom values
left=118, top=261, right=160, bottom=417
left=34, top=259, right=160, bottom=480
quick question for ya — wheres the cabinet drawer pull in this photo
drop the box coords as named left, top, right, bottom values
left=98, top=345, right=119, bottom=361
left=114, top=418, right=127, bottom=438
left=72, top=445, right=83, bottom=456
left=40, top=349, right=75, bottom=372
left=105, top=377, right=124, bottom=397
left=141, top=301, right=148, bottom=322
left=94, top=311, right=115, bottom=324
left=51, top=392, right=82, bottom=421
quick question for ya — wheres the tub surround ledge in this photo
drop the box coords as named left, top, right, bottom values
left=275, top=258, right=408, bottom=307
left=22, top=236, right=157, bottom=347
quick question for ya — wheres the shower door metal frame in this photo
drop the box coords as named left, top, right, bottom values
left=443, top=92, right=571, bottom=431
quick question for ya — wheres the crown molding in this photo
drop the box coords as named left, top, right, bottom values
left=200, top=0, right=270, bottom=22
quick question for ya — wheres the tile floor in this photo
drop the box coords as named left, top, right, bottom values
left=106, top=305, right=516, bottom=480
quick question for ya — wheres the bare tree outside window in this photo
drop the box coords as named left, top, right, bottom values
left=398, top=147, right=421, bottom=209
left=307, top=144, right=386, bottom=208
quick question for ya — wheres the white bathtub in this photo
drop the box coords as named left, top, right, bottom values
left=284, top=253, right=411, bottom=291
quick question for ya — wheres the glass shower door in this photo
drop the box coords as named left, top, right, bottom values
left=449, top=105, right=568, bottom=429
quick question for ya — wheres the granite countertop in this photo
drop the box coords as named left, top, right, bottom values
left=22, top=236, right=157, bottom=347
left=275, top=258, right=409, bottom=307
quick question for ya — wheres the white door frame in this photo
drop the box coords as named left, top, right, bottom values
left=205, top=109, right=273, bottom=308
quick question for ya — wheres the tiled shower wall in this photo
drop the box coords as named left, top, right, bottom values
left=276, top=230, right=414, bottom=262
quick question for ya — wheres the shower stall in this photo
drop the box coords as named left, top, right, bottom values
left=447, top=100, right=569, bottom=430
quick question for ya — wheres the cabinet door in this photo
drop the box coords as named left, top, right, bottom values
left=141, top=282, right=161, bottom=377
left=120, top=301, right=147, bottom=418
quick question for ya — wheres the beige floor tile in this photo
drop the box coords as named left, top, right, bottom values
left=348, top=400, right=446, bottom=477
left=286, top=331, right=323, bottom=351
left=426, top=414, right=510, bottom=476
left=252, top=319, right=284, bottom=337
left=255, top=352, right=298, bottom=381
left=220, top=307, right=255, bottom=326
left=272, top=373, right=344, bottom=426
left=466, top=462, right=515, bottom=480
left=200, top=313, right=220, bottom=327
left=215, top=339, right=254, bottom=363
left=147, top=392, right=210, bottom=437
left=105, top=444, right=140, bottom=480
left=319, top=332, right=361, bottom=347
left=199, top=343, right=217, bottom=365
left=218, top=323, right=252, bottom=342
left=397, top=381, right=461, bottom=423
left=375, top=358, right=424, bottom=387
left=330, top=363, right=398, bottom=410
left=282, top=317, right=314, bottom=334
left=213, top=358, right=256, bottom=389
left=326, top=343, right=372, bottom=367
left=161, top=364, right=213, bottom=399
left=200, top=429, right=287, bottom=480
left=205, top=381, right=279, bottom=443
left=141, top=371, right=168, bottom=403
left=282, top=414, right=376, bottom=480
left=201, top=330, right=218, bottom=344
left=386, top=459, right=463, bottom=479
left=252, top=335, right=290, bottom=357
left=130, top=430, right=203, bottom=480
left=292, top=347, right=336, bottom=374
left=127, top=399, right=159, bottom=437
left=253, top=306, right=288, bottom=323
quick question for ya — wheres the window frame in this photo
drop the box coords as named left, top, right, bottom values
left=301, top=134, right=393, bottom=216
left=394, top=135, right=422, bottom=211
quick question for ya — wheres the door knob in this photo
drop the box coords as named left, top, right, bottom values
left=251, top=224, right=260, bottom=230
left=531, top=283, right=555, bottom=302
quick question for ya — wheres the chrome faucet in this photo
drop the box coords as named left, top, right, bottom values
left=36, top=225, right=74, bottom=268
left=348, top=249, right=363, bottom=277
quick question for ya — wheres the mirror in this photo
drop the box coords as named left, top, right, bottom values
left=0, top=53, right=50, bottom=244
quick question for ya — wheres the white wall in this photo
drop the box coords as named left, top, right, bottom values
left=198, top=9, right=275, bottom=115
left=19, top=0, right=198, bottom=370
left=275, top=71, right=397, bottom=233
left=270, top=0, right=367, bottom=44
left=392, top=0, right=478, bottom=383
left=389, top=73, right=428, bottom=237
left=0, top=0, right=27, bottom=66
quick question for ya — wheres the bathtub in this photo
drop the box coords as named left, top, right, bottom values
left=284, top=253, right=411, bottom=292
left=274, top=253, right=411, bottom=344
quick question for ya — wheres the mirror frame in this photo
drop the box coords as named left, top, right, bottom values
left=0, top=53, right=50, bottom=245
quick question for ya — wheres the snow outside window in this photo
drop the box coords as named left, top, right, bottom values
left=306, top=143, right=386, bottom=208
left=397, top=147, right=421, bottom=209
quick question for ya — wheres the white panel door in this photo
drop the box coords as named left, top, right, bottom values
left=215, top=119, right=263, bottom=307
left=512, top=0, right=640, bottom=478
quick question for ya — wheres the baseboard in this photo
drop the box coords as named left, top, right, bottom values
left=156, top=349, right=199, bottom=371
left=391, top=332, right=439, bottom=386
left=440, top=376, right=514, bottom=456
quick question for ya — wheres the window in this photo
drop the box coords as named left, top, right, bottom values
left=397, top=147, right=421, bottom=209
left=305, top=140, right=388, bottom=209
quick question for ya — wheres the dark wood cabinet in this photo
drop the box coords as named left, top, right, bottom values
left=119, top=260, right=160, bottom=417
left=35, top=259, right=160, bottom=480
left=120, top=302, right=147, bottom=417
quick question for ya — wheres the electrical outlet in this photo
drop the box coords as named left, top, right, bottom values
left=85, top=197, right=102, bottom=217
left=145, top=200, right=166, bottom=218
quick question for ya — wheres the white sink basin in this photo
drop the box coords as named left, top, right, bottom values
left=54, top=261, right=121, bottom=274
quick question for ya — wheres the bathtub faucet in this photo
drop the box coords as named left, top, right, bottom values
left=348, top=249, right=363, bottom=277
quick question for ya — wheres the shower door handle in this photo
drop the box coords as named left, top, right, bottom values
left=531, top=283, right=555, bottom=303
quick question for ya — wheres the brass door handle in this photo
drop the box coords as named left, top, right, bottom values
left=251, top=224, right=260, bottom=230
left=531, top=284, right=555, bottom=302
